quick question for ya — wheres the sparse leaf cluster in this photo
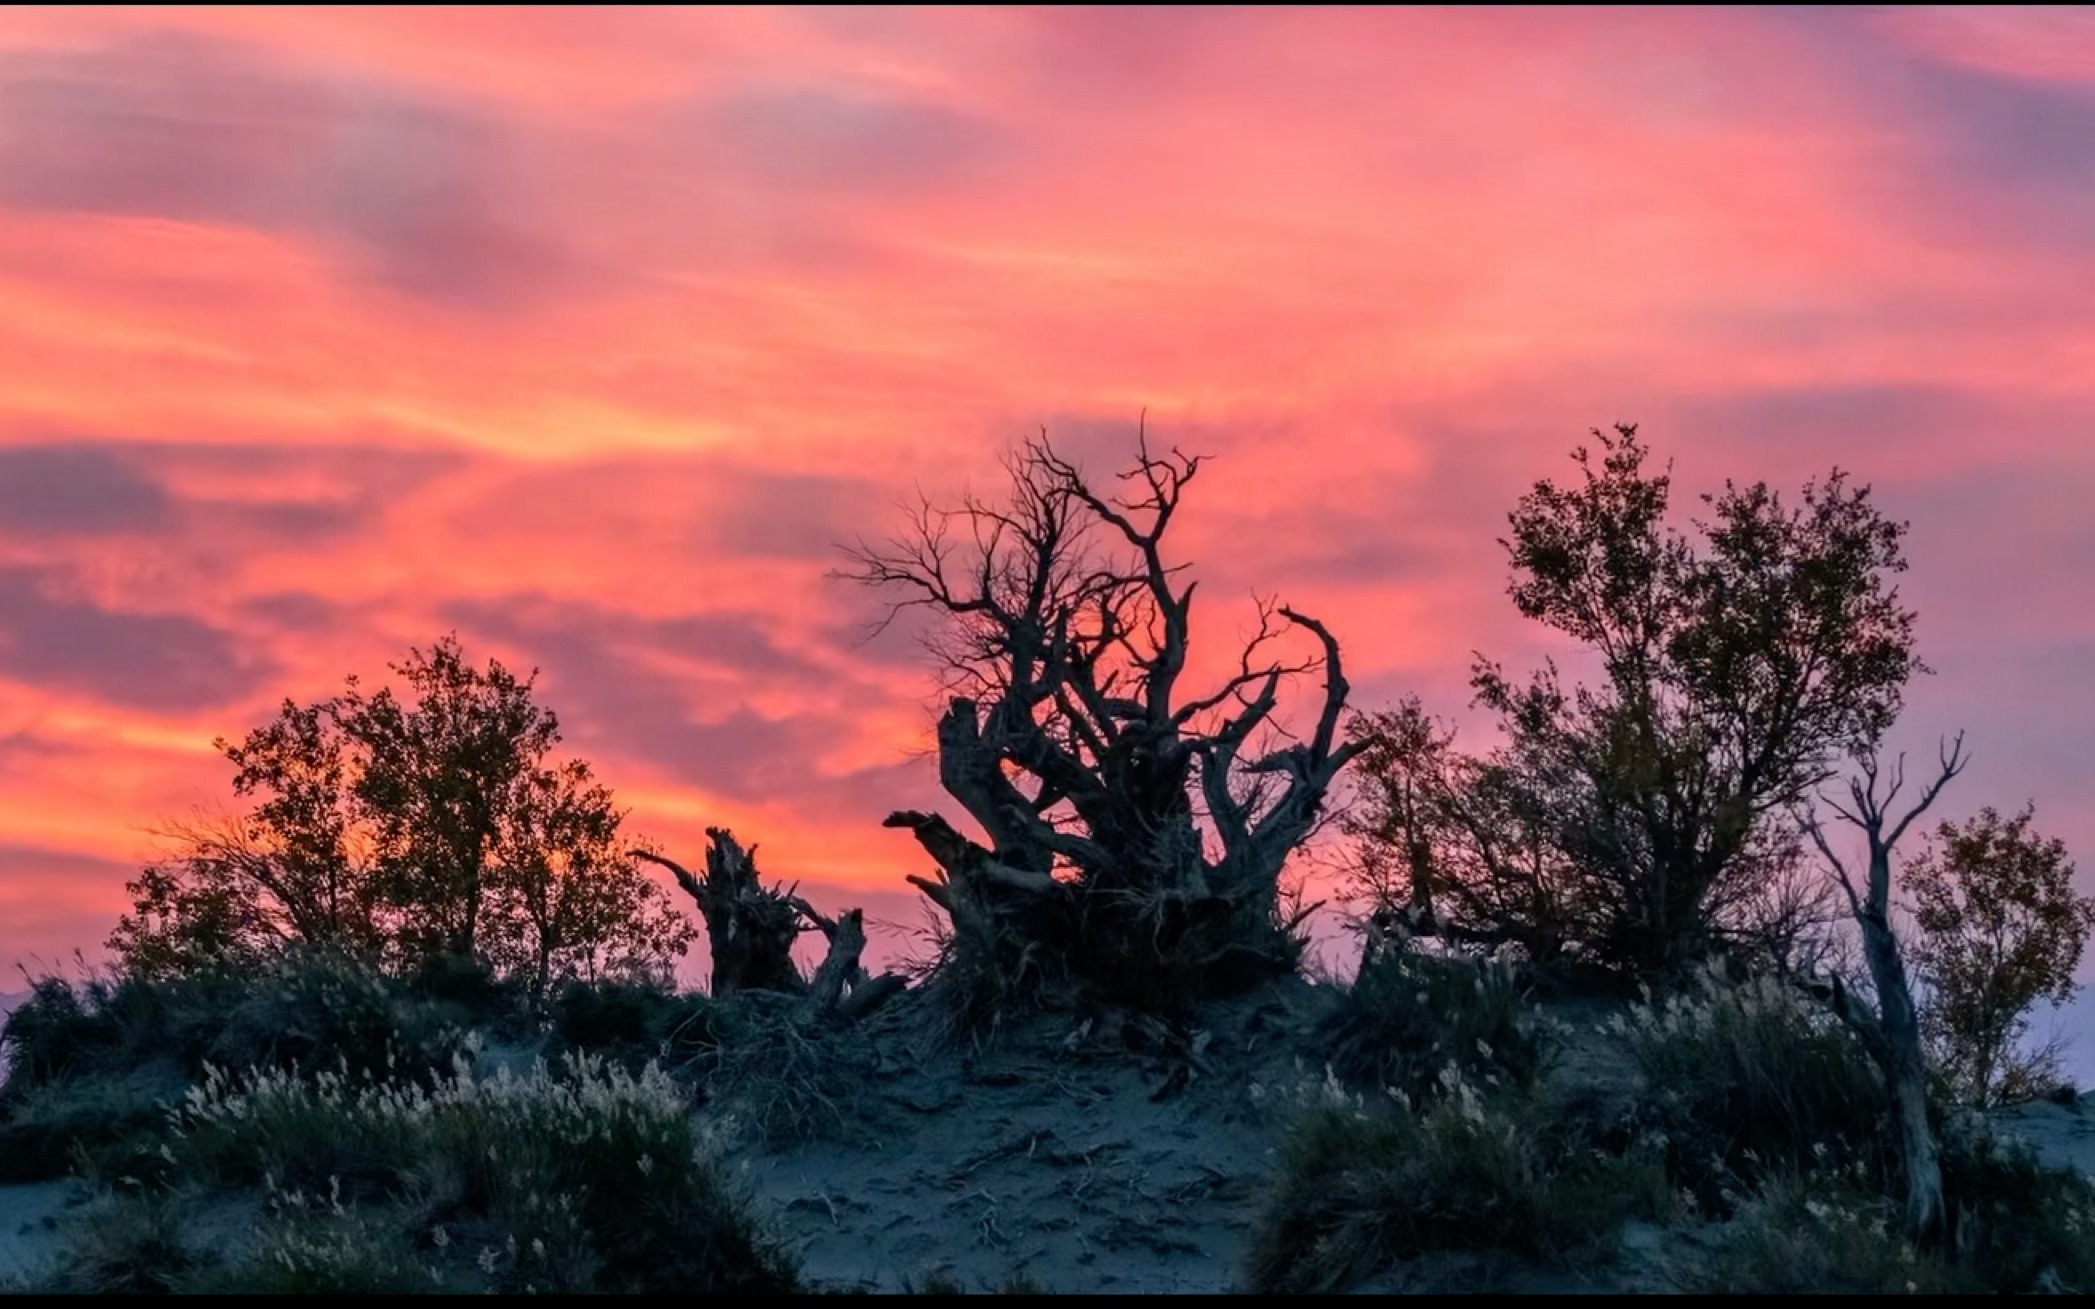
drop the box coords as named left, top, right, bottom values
left=1906, top=805, right=2095, bottom=1106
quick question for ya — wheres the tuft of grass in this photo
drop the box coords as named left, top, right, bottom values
left=1317, top=945, right=1546, bottom=1103
left=1246, top=1069, right=1668, bottom=1293
left=163, top=1050, right=798, bottom=1293
left=1933, top=1126, right=2095, bottom=1293
left=188, top=1183, right=433, bottom=1296
left=1620, top=966, right=1890, bottom=1200
left=1699, top=1169, right=1949, bottom=1294
left=27, top=1187, right=199, bottom=1294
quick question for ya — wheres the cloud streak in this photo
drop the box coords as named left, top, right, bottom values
left=0, top=9, right=2088, bottom=1069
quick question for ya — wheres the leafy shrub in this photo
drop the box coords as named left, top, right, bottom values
left=2, top=952, right=486, bottom=1107
left=404, top=952, right=528, bottom=1025
left=0, top=969, right=253, bottom=1180
left=1318, top=945, right=1545, bottom=1102
left=205, top=951, right=469, bottom=1084
left=0, top=1069, right=186, bottom=1184
left=1621, top=966, right=1889, bottom=1198
left=549, top=978, right=725, bottom=1072
left=1247, top=1069, right=1667, bottom=1292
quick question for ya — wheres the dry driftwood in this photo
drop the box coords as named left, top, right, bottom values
left=1797, top=735, right=1967, bottom=1242
left=636, top=827, right=905, bottom=1022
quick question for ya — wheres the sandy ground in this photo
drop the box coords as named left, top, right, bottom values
left=730, top=987, right=1326, bottom=1293
left=0, top=1180, right=77, bottom=1284
left=1983, top=1094, right=2095, bottom=1179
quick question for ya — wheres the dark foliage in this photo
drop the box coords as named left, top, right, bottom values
left=204, top=950, right=477, bottom=1084
left=108, top=636, right=693, bottom=997
left=548, top=977, right=728, bottom=1071
left=1351, top=424, right=1921, bottom=979
left=1248, top=1086, right=1667, bottom=1292
left=1936, top=1128, right=2095, bottom=1292
left=1907, top=804, right=2095, bottom=1105
left=1626, top=966, right=1895, bottom=1207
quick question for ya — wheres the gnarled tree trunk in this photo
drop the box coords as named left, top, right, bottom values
left=846, top=435, right=1362, bottom=1014
left=636, top=828, right=905, bottom=1021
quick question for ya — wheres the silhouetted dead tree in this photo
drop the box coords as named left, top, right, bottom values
left=1797, top=733, right=1967, bottom=1242
left=843, top=431, right=1361, bottom=1012
left=636, top=828, right=904, bottom=1021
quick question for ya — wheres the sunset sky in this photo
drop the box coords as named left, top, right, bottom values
left=0, top=6, right=2090, bottom=1058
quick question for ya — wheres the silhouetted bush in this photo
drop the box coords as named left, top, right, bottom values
left=0, top=954, right=498, bottom=1181
left=1, top=970, right=243, bottom=1102
left=0, top=970, right=254, bottom=1180
left=404, top=951, right=527, bottom=1021
left=0, top=1069, right=184, bottom=1184
left=548, top=978, right=726, bottom=1073
left=1, top=952, right=489, bottom=1105
left=205, top=951, right=470, bottom=1086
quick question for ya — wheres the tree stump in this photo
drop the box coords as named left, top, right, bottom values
left=636, top=828, right=905, bottom=1021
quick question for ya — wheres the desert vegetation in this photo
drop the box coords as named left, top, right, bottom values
left=3, top=424, right=2092, bottom=1293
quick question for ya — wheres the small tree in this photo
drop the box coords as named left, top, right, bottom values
left=110, top=637, right=694, bottom=996
left=842, top=431, right=1360, bottom=1013
left=1439, top=423, right=1920, bottom=975
left=1906, top=804, right=2095, bottom=1106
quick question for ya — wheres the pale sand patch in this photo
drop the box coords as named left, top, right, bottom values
left=1984, top=1094, right=2095, bottom=1179
left=0, top=1179, right=82, bottom=1284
